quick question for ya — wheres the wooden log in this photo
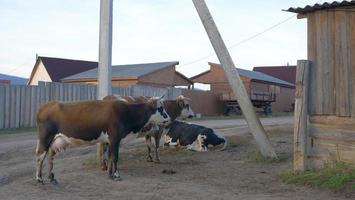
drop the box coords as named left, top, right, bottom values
left=294, top=60, right=311, bottom=171
left=192, top=0, right=277, bottom=158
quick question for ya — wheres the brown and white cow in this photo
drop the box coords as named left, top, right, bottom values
left=102, top=95, right=194, bottom=165
left=35, top=97, right=170, bottom=184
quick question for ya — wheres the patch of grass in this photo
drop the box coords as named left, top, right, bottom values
left=243, top=150, right=284, bottom=163
left=82, top=155, right=98, bottom=168
left=0, top=127, right=36, bottom=135
left=280, top=161, right=355, bottom=191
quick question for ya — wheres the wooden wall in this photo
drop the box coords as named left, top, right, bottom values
left=307, top=9, right=355, bottom=116
left=303, top=8, right=355, bottom=168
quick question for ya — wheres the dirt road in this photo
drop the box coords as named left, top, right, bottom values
left=0, top=117, right=352, bottom=200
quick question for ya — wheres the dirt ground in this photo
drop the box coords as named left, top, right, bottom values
left=0, top=117, right=353, bottom=200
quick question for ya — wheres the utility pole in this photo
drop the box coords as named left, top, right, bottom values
left=97, top=0, right=113, bottom=165
left=192, top=0, right=277, bottom=158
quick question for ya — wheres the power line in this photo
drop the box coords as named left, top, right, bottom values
left=177, top=0, right=325, bottom=68
left=177, top=14, right=297, bottom=68
left=2, top=57, right=34, bottom=75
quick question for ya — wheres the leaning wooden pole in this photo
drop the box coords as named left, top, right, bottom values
left=97, top=0, right=113, bottom=166
left=293, top=60, right=311, bottom=171
left=192, top=0, right=277, bottom=158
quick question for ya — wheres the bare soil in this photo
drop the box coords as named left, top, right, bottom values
left=0, top=117, right=353, bottom=200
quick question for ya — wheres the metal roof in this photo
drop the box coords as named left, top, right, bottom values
left=39, top=57, right=98, bottom=82
left=63, top=61, right=179, bottom=80
left=0, top=73, right=28, bottom=85
left=253, top=66, right=296, bottom=84
left=237, top=68, right=294, bottom=87
left=285, top=1, right=355, bottom=14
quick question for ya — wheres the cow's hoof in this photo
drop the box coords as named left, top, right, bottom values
left=110, top=171, right=122, bottom=181
left=146, top=156, right=153, bottom=162
left=36, top=177, right=44, bottom=185
left=50, top=179, right=58, bottom=185
left=113, top=176, right=123, bottom=181
left=101, top=165, right=108, bottom=171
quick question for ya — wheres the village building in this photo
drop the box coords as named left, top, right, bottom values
left=28, top=56, right=98, bottom=85
left=286, top=1, right=355, bottom=168
left=62, top=61, right=192, bottom=88
left=253, top=65, right=296, bottom=84
left=0, top=73, right=27, bottom=85
left=191, top=62, right=295, bottom=114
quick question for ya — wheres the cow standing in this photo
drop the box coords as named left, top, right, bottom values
left=35, top=97, right=170, bottom=184
left=102, top=95, right=194, bottom=165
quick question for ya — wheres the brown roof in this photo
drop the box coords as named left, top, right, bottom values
left=31, top=56, right=98, bottom=82
left=285, top=1, right=355, bottom=14
left=253, top=66, right=296, bottom=84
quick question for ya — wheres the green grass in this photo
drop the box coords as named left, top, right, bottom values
left=242, top=150, right=288, bottom=163
left=0, top=127, right=36, bottom=135
left=280, top=161, right=355, bottom=191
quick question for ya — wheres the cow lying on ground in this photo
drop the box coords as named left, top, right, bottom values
left=164, top=121, right=227, bottom=151
left=102, top=95, right=194, bottom=165
left=35, top=96, right=170, bottom=184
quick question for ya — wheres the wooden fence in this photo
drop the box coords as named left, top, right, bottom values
left=0, top=82, right=181, bottom=129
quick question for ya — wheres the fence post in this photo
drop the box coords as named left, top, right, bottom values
left=0, top=86, right=5, bottom=129
left=294, top=60, right=311, bottom=171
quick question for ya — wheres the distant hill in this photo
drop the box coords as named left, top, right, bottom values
left=0, top=73, right=28, bottom=85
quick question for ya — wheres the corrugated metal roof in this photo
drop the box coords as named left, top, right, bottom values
left=237, top=68, right=294, bottom=87
left=63, top=61, right=179, bottom=80
left=205, top=63, right=295, bottom=87
left=285, top=1, right=355, bottom=14
left=0, top=73, right=28, bottom=85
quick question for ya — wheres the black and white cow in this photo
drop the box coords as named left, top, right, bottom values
left=102, top=95, right=194, bottom=164
left=35, top=96, right=170, bottom=184
left=164, top=121, right=227, bottom=151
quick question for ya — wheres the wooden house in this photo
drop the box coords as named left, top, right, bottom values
left=286, top=1, right=355, bottom=169
left=191, top=62, right=295, bottom=113
left=62, top=61, right=192, bottom=88
left=27, top=56, right=192, bottom=88
left=28, top=56, right=98, bottom=85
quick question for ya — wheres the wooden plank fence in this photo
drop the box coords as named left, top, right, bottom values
left=0, top=82, right=182, bottom=129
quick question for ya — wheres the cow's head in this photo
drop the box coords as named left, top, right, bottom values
left=177, top=95, right=194, bottom=119
left=147, top=96, right=171, bottom=125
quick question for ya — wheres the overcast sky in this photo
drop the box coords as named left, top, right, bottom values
left=0, top=0, right=324, bottom=78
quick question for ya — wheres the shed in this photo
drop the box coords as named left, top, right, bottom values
left=191, top=62, right=295, bottom=113
left=62, top=61, right=193, bottom=88
left=286, top=1, right=355, bottom=169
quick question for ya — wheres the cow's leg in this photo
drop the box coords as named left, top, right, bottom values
left=145, top=135, right=153, bottom=162
left=47, top=148, right=58, bottom=184
left=108, top=139, right=122, bottom=181
left=101, top=143, right=109, bottom=171
left=153, top=131, right=162, bottom=163
left=35, top=124, right=53, bottom=184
